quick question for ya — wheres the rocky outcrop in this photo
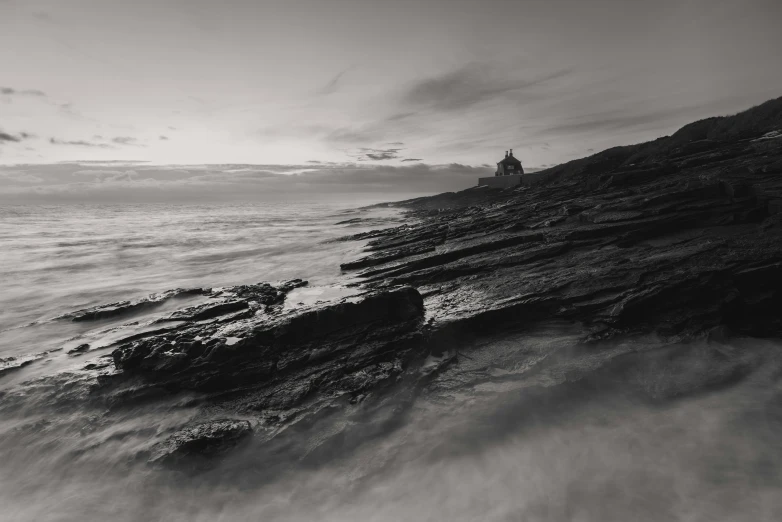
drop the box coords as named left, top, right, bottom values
left=0, top=354, right=43, bottom=377
left=56, top=288, right=206, bottom=322
left=68, top=282, right=423, bottom=466
left=110, top=285, right=425, bottom=394
left=0, top=348, right=62, bottom=378
left=345, top=98, right=782, bottom=344
left=148, top=419, right=253, bottom=468
left=67, top=343, right=90, bottom=356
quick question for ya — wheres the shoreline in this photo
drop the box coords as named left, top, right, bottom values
left=3, top=97, right=782, bottom=472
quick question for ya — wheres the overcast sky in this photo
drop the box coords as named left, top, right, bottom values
left=1, top=0, right=781, bottom=201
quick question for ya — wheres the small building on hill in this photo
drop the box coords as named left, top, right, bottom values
left=478, top=149, right=547, bottom=189
left=496, top=149, right=524, bottom=176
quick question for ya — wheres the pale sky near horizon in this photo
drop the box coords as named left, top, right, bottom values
left=1, top=0, right=781, bottom=201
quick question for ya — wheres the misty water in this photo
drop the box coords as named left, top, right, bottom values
left=2, top=203, right=782, bottom=521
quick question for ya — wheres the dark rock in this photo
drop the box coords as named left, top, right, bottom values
left=58, top=288, right=206, bottom=322
left=334, top=98, right=782, bottom=343
left=67, top=343, right=90, bottom=356
left=340, top=243, right=437, bottom=271
left=162, top=300, right=249, bottom=321
left=0, top=356, right=38, bottom=378
left=229, top=279, right=307, bottom=303
left=148, top=419, right=252, bottom=468
left=109, top=285, right=425, bottom=401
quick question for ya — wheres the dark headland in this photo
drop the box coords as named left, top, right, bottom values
left=8, top=95, right=782, bottom=468
left=351, top=95, right=782, bottom=343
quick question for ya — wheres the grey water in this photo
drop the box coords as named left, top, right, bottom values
left=0, top=202, right=398, bottom=358
left=2, top=203, right=782, bottom=521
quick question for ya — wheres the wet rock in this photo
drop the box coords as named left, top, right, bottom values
left=109, top=285, right=425, bottom=404
left=58, top=288, right=206, bottom=322
left=0, top=355, right=40, bottom=377
left=0, top=348, right=67, bottom=378
left=162, top=300, right=249, bottom=322
left=67, top=343, right=90, bottom=356
left=340, top=242, right=438, bottom=271
left=148, top=419, right=252, bottom=468
left=336, top=98, right=782, bottom=343
left=228, top=279, right=307, bottom=303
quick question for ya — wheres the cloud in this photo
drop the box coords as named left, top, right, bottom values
left=0, top=131, right=21, bottom=142
left=317, top=67, right=352, bottom=96
left=50, top=138, right=113, bottom=148
left=0, top=161, right=489, bottom=203
left=350, top=148, right=404, bottom=161
left=535, top=97, right=735, bottom=139
left=0, top=130, right=33, bottom=142
left=327, top=127, right=378, bottom=145
left=0, top=170, right=43, bottom=184
left=401, top=63, right=572, bottom=113
left=0, top=86, right=46, bottom=97
left=112, top=136, right=143, bottom=146
left=386, top=112, right=416, bottom=122
left=540, top=111, right=680, bottom=135
left=71, top=169, right=138, bottom=183
left=57, top=159, right=149, bottom=165
left=159, top=135, right=169, bottom=140
left=402, top=158, right=423, bottom=162
left=58, top=103, right=85, bottom=119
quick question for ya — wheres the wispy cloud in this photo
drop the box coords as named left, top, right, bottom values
left=402, top=158, right=423, bottom=162
left=0, top=130, right=33, bottom=142
left=401, top=63, right=572, bottom=113
left=112, top=136, right=143, bottom=146
left=537, top=99, right=727, bottom=136
left=0, top=169, right=44, bottom=183
left=349, top=147, right=404, bottom=161
left=317, top=67, right=352, bottom=96
left=327, top=127, right=378, bottom=145
left=71, top=169, right=138, bottom=182
left=0, top=132, right=21, bottom=142
left=49, top=138, right=113, bottom=148
left=57, top=159, right=149, bottom=165
left=0, top=86, right=46, bottom=97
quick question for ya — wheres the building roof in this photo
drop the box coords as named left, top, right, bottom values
left=499, top=156, right=523, bottom=166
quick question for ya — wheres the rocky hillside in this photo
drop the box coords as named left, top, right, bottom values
left=347, top=96, right=782, bottom=343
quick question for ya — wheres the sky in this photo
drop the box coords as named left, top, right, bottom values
left=1, top=0, right=781, bottom=202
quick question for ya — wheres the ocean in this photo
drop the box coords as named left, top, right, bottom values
left=0, top=202, right=401, bottom=359
left=2, top=202, right=782, bottom=521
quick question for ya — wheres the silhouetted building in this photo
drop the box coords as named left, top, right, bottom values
left=495, top=149, right=524, bottom=176
left=478, top=148, right=546, bottom=188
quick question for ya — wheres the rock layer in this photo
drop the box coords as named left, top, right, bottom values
left=38, top=96, right=782, bottom=466
left=110, top=284, right=425, bottom=394
left=148, top=419, right=253, bottom=468
left=346, top=98, right=782, bottom=344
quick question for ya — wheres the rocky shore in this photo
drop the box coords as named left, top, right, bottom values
left=347, top=98, right=782, bottom=344
left=4, top=96, right=782, bottom=468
